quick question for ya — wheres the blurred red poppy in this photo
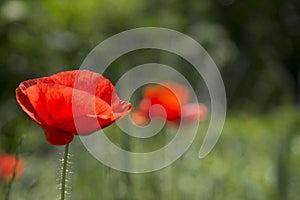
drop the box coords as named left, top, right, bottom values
left=16, top=70, right=132, bottom=145
left=132, top=82, right=206, bottom=125
left=0, top=153, right=24, bottom=182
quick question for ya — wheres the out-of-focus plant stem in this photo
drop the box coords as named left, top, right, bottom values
left=4, top=135, right=24, bottom=200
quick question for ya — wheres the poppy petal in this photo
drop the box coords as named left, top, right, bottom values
left=131, top=111, right=150, bottom=125
left=0, top=153, right=24, bottom=181
left=143, top=83, right=190, bottom=120
left=181, top=103, right=207, bottom=122
left=41, top=70, right=115, bottom=105
left=16, top=70, right=132, bottom=145
left=42, top=126, right=74, bottom=145
left=133, top=82, right=206, bottom=124
left=16, top=79, right=42, bottom=125
left=24, top=83, right=114, bottom=132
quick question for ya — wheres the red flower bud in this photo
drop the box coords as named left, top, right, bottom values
left=0, top=153, right=24, bottom=182
left=132, top=82, right=206, bottom=125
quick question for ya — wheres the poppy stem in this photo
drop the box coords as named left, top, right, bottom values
left=60, top=143, right=69, bottom=200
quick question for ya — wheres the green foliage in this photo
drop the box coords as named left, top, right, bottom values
left=0, top=0, right=299, bottom=199
left=1, top=107, right=298, bottom=200
left=0, top=0, right=299, bottom=109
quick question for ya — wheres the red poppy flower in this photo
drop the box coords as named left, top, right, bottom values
left=132, top=82, right=206, bottom=125
left=0, top=153, right=24, bottom=182
left=16, top=70, right=132, bottom=145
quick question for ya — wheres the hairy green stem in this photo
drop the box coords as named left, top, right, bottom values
left=60, top=143, right=69, bottom=200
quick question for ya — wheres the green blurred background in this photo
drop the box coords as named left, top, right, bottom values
left=0, top=0, right=300, bottom=199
